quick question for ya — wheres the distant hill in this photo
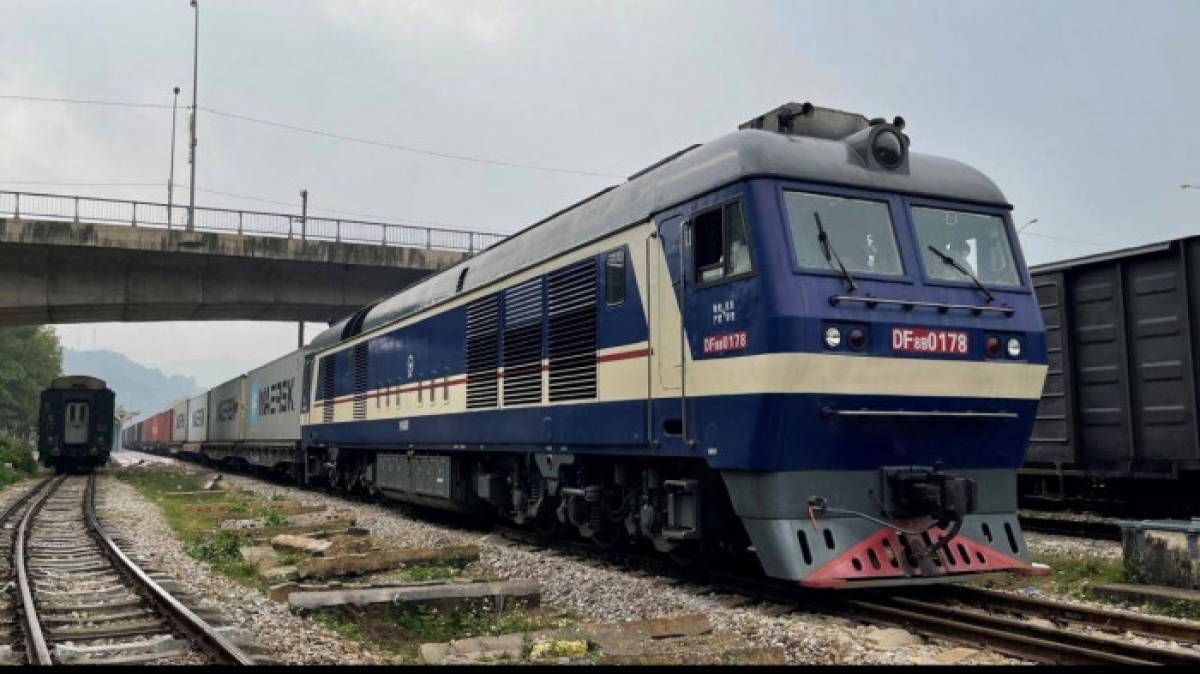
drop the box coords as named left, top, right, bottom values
left=62, top=349, right=202, bottom=421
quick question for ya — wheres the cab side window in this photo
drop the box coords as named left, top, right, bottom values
left=693, top=201, right=753, bottom=285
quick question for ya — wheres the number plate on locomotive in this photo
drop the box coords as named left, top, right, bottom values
left=891, top=328, right=968, bottom=355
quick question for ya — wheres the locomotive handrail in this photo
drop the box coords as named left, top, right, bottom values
left=827, top=294, right=1015, bottom=316
left=0, top=189, right=505, bottom=254
left=823, top=409, right=1018, bottom=418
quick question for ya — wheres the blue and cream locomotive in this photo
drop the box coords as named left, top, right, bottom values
left=294, top=103, right=1049, bottom=587
left=38, top=375, right=115, bottom=474
left=132, top=102, right=1050, bottom=587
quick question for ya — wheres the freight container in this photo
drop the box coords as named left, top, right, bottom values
left=186, top=392, right=209, bottom=444
left=245, top=350, right=304, bottom=444
left=208, top=375, right=247, bottom=443
left=171, top=400, right=188, bottom=443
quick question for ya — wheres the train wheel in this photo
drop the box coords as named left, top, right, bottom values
left=533, top=509, right=560, bottom=538
left=590, top=525, right=624, bottom=550
left=667, top=541, right=703, bottom=566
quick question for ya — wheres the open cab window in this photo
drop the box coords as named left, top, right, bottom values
left=912, top=207, right=1020, bottom=287
left=693, top=201, right=753, bottom=285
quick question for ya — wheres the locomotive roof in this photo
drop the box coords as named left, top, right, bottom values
left=49, top=375, right=107, bottom=390
left=313, top=128, right=1007, bottom=349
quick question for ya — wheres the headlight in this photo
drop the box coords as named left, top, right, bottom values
left=1006, top=337, right=1022, bottom=359
left=872, top=130, right=905, bottom=169
left=824, top=327, right=842, bottom=349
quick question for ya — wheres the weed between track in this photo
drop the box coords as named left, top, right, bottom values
left=310, top=604, right=579, bottom=662
left=973, top=553, right=1127, bottom=603
left=114, top=463, right=580, bottom=661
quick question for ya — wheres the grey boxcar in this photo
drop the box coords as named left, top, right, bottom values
left=1025, top=236, right=1200, bottom=510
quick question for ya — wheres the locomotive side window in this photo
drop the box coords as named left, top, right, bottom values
left=605, top=249, right=626, bottom=305
left=693, top=201, right=754, bottom=285
left=783, top=191, right=904, bottom=276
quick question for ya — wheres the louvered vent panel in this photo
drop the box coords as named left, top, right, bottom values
left=352, top=343, right=369, bottom=420
left=466, top=295, right=500, bottom=408
left=503, top=278, right=545, bottom=406
left=548, top=260, right=597, bottom=401
left=321, top=356, right=336, bottom=423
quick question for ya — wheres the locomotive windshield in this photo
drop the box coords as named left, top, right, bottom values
left=783, top=191, right=904, bottom=276
left=912, top=207, right=1020, bottom=287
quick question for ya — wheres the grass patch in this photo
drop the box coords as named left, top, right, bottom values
left=312, top=609, right=366, bottom=642
left=402, top=563, right=459, bottom=582
left=117, top=465, right=269, bottom=590
left=0, top=433, right=42, bottom=489
left=308, top=604, right=579, bottom=663
left=975, top=553, right=1126, bottom=601
left=1157, top=599, right=1200, bottom=621
left=260, top=504, right=289, bottom=527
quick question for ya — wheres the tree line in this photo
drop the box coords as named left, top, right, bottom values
left=0, top=326, right=63, bottom=441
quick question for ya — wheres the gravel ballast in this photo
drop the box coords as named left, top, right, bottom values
left=95, top=472, right=387, bottom=665
left=106, top=451, right=1020, bottom=665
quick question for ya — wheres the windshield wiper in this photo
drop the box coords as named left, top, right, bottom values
left=926, top=245, right=995, bottom=303
left=814, top=212, right=857, bottom=293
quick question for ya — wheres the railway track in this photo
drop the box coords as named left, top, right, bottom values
left=12, top=474, right=258, bottom=665
left=125, top=451, right=1200, bottom=665
left=496, top=526, right=1200, bottom=665
left=1018, top=514, right=1123, bottom=542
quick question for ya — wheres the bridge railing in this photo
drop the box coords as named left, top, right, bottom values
left=0, top=190, right=506, bottom=254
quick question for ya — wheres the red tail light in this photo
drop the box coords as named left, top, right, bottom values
left=985, top=336, right=1000, bottom=358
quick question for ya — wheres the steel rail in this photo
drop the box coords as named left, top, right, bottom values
left=495, top=525, right=1200, bottom=665
left=1018, top=514, right=1123, bottom=541
left=840, top=596, right=1162, bottom=665
left=162, top=453, right=1200, bottom=666
left=14, top=475, right=68, bottom=665
left=938, top=585, right=1200, bottom=644
left=83, top=474, right=256, bottom=666
left=0, top=475, right=54, bottom=528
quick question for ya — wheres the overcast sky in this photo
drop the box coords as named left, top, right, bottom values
left=3, top=1, right=1198, bottom=386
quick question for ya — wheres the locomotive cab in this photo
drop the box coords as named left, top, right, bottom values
left=668, top=103, right=1051, bottom=586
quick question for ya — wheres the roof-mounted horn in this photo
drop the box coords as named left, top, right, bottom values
left=739, top=102, right=869, bottom=141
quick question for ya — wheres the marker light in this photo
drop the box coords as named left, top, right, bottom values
left=848, top=328, right=866, bottom=350
left=985, top=336, right=1001, bottom=358
left=1006, top=337, right=1022, bottom=359
left=824, top=327, right=842, bottom=350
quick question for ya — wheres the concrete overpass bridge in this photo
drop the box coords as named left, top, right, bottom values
left=0, top=191, right=504, bottom=326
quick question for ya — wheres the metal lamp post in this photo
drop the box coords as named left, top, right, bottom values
left=168, top=87, right=180, bottom=226
left=300, top=189, right=308, bottom=241
left=297, top=188, right=309, bottom=348
left=187, top=0, right=199, bottom=232
left=1018, top=218, right=1039, bottom=234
